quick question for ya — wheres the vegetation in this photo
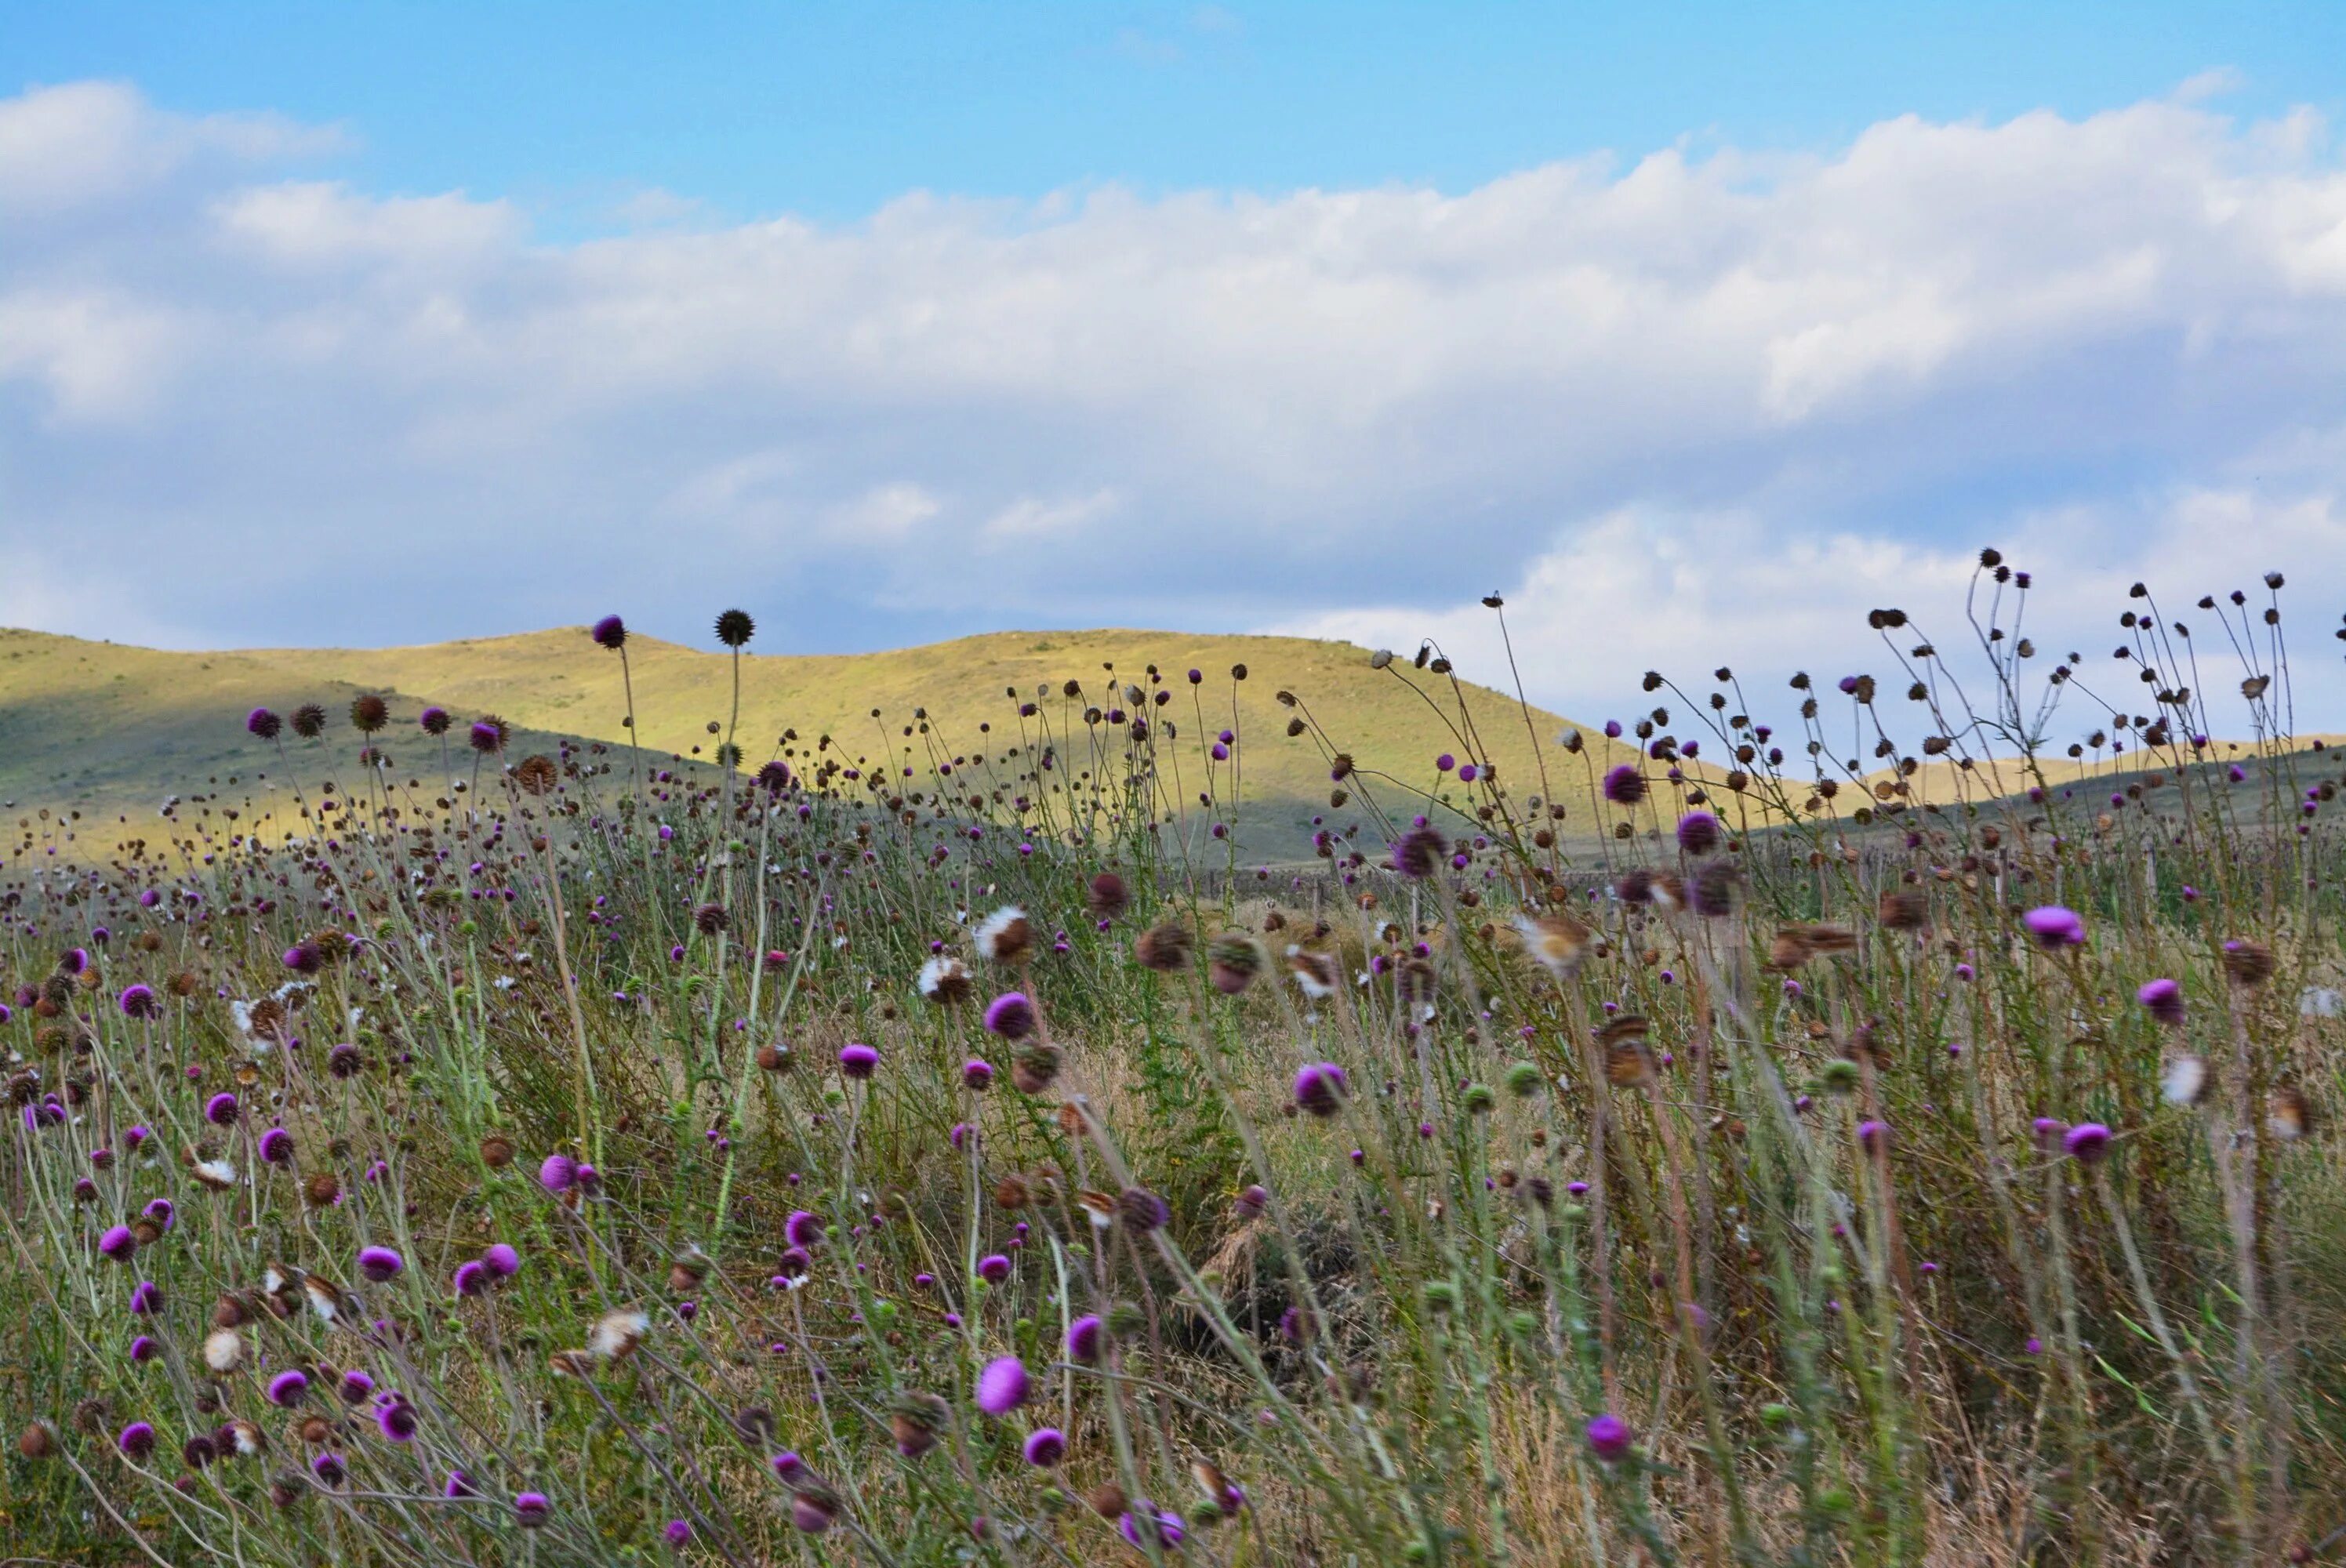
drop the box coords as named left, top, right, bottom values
left=2, top=557, right=2341, bottom=1565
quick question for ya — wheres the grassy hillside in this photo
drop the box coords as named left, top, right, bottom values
left=0, top=624, right=1651, bottom=858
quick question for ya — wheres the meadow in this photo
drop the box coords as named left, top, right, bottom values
left=2, top=553, right=2341, bottom=1565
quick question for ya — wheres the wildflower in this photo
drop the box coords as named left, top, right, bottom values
left=419, top=706, right=452, bottom=735
left=665, top=1520, right=692, bottom=1547
left=1066, top=1315, right=1104, bottom=1364
left=890, top=1392, right=949, bottom=1459
left=514, top=1492, right=552, bottom=1527
left=246, top=708, right=282, bottom=740
left=786, top=1210, right=824, bottom=1249
left=349, top=693, right=389, bottom=733
left=2222, top=939, right=2277, bottom=987
left=117, top=1421, right=157, bottom=1460
left=1676, top=811, right=1721, bottom=856
left=1117, top=1187, right=1171, bottom=1232
left=205, top=1091, right=240, bottom=1124
left=2137, top=978, right=2184, bottom=1027
left=2064, top=1123, right=2113, bottom=1164
left=713, top=608, right=755, bottom=647
left=191, top=1158, right=238, bottom=1191
left=1023, top=1428, right=1067, bottom=1466
left=1133, top=921, right=1193, bottom=971
left=258, top=1127, right=294, bottom=1165
left=1389, top=826, right=1446, bottom=878
left=358, top=1247, right=403, bottom=1283
left=1232, top=1185, right=1269, bottom=1221
left=468, top=718, right=507, bottom=755
left=790, top=1496, right=835, bottom=1534
left=982, top=993, right=1036, bottom=1040
left=376, top=1400, right=418, bottom=1443
left=961, top=1058, right=995, bottom=1091
left=1087, top=873, right=1130, bottom=920
left=99, top=1225, right=136, bottom=1262
left=538, top=1153, right=580, bottom=1193
left=1286, top=945, right=1338, bottom=998
left=917, top=954, right=973, bottom=1004
left=975, top=1356, right=1030, bottom=1415
left=1119, top=1506, right=1186, bottom=1550
left=590, top=1308, right=649, bottom=1361
left=452, top=1261, right=489, bottom=1298
left=203, top=1329, right=244, bottom=1372
left=291, top=704, right=327, bottom=739
left=1293, top=1062, right=1349, bottom=1117
left=338, top=1370, right=374, bottom=1405
left=1585, top=1413, right=1633, bottom=1463
left=1515, top=913, right=1590, bottom=982
left=1858, top=1120, right=1892, bottom=1153
left=482, top=1242, right=521, bottom=1278
left=1602, top=764, right=1646, bottom=806
left=129, top=1280, right=162, bottom=1314
left=975, top=907, right=1033, bottom=965
left=267, top=1370, right=310, bottom=1406
left=837, top=1042, right=880, bottom=1080
left=117, top=984, right=160, bottom=1019
left=590, top=615, right=626, bottom=651
left=2021, top=906, right=2086, bottom=949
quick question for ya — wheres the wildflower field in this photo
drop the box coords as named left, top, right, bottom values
left=3, top=553, right=2344, bottom=1566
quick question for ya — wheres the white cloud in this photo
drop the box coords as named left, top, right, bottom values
left=3, top=78, right=2346, bottom=734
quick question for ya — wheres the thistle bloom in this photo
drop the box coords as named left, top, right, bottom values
left=99, top=1225, right=136, bottom=1261
left=267, top=1370, right=310, bottom=1406
left=2021, top=906, right=2086, bottom=949
left=358, top=1246, right=404, bottom=1283
left=785, top=1210, right=823, bottom=1249
left=1293, top=1062, right=1348, bottom=1117
left=118, top=1421, right=157, bottom=1459
left=1676, top=810, right=1721, bottom=856
left=590, top=615, right=626, bottom=650
left=452, top=1260, right=489, bottom=1298
left=975, top=1356, right=1029, bottom=1415
left=2065, top=1122, right=2113, bottom=1164
left=978, top=1254, right=1011, bottom=1284
left=1602, top=764, right=1646, bottom=807
left=982, top=993, right=1035, bottom=1040
left=837, top=1043, right=880, bottom=1080
left=961, top=1058, right=994, bottom=1091
left=2137, top=978, right=2184, bottom=1027
left=258, top=1127, right=294, bottom=1165
left=1022, top=1428, right=1067, bottom=1467
left=482, top=1242, right=521, bottom=1278
left=538, top=1153, right=579, bottom=1192
left=1585, top=1412, right=1633, bottom=1462
left=204, top=1092, right=240, bottom=1125
left=515, top=1492, right=551, bottom=1527
left=1066, top=1314, right=1104, bottom=1364
left=117, top=983, right=160, bottom=1019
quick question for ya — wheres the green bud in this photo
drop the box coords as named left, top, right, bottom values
left=1422, top=1279, right=1461, bottom=1313
left=1819, top=1059, right=1861, bottom=1094
left=1462, top=1084, right=1496, bottom=1115
left=1503, top=1062, right=1544, bottom=1098
left=1760, top=1402, right=1793, bottom=1428
left=1106, top=1301, right=1146, bottom=1338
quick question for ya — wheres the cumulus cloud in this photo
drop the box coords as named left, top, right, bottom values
left=3, top=77, right=2345, bottom=731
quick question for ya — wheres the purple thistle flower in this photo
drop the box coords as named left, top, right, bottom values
left=358, top=1246, right=404, bottom=1283
left=837, top=1042, right=880, bottom=1080
left=785, top=1210, right=823, bottom=1249
left=961, top=1058, right=994, bottom=1091
left=377, top=1400, right=418, bottom=1443
left=204, top=1091, right=240, bottom=1125
left=482, top=1242, right=521, bottom=1278
left=129, top=1334, right=158, bottom=1362
left=1292, top=1062, right=1348, bottom=1117
left=538, top=1153, right=579, bottom=1192
left=99, top=1225, right=136, bottom=1262
left=1858, top=1120, right=1892, bottom=1153
left=1022, top=1428, right=1067, bottom=1467
left=129, top=1280, right=162, bottom=1314
left=514, top=1492, right=551, bottom=1526
left=2137, top=978, right=2184, bottom=1027
left=452, top=1260, right=489, bottom=1298
left=977, top=1254, right=1011, bottom=1283
left=982, top=993, right=1035, bottom=1040
left=1119, top=1507, right=1186, bottom=1550
left=117, top=983, right=160, bottom=1020
left=1066, top=1314, right=1104, bottom=1364
left=1676, top=811, right=1721, bottom=856
left=245, top=708, right=281, bottom=741
left=267, top=1370, right=310, bottom=1406
left=258, top=1127, right=295, bottom=1165
left=419, top=706, right=452, bottom=735
left=665, top=1519, right=692, bottom=1546
left=1585, top=1412, right=1633, bottom=1462
left=311, top=1451, right=347, bottom=1484
left=590, top=614, right=627, bottom=651
left=1602, top=764, right=1646, bottom=807
left=2021, top=906, right=2085, bottom=949
left=117, top=1421, right=157, bottom=1459
left=975, top=1356, right=1029, bottom=1416
left=2065, top=1123, right=2113, bottom=1164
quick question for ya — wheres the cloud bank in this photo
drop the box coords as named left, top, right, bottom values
left=5, top=78, right=2346, bottom=728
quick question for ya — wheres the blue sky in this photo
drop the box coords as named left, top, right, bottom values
left=4, top=5, right=2346, bottom=725
left=9, top=2, right=2343, bottom=226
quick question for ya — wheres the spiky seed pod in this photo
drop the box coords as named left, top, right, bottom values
left=1877, top=891, right=1927, bottom=931
left=478, top=1134, right=514, bottom=1168
left=1087, top=872, right=1130, bottom=920
left=2224, top=940, right=2277, bottom=987
left=1693, top=862, right=1740, bottom=918
left=714, top=608, right=756, bottom=647
left=1133, top=922, right=1193, bottom=973
left=1011, top=1044, right=1062, bottom=1095
left=1207, top=933, right=1266, bottom=995
left=755, top=1041, right=794, bottom=1073
left=290, top=704, right=327, bottom=739
left=18, top=1422, right=56, bottom=1459
left=590, top=615, right=626, bottom=651
left=303, top=1173, right=341, bottom=1209
left=348, top=695, right=389, bottom=734
left=693, top=902, right=729, bottom=936
left=890, top=1393, right=949, bottom=1459
left=1389, top=826, right=1446, bottom=879
left=514, top=754, right=558, bottom=796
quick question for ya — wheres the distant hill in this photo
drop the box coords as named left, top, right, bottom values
left=0, top=625, right=1649, bottom=860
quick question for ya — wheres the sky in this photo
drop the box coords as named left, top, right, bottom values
left=5, top=3, right=2346, bottom=729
